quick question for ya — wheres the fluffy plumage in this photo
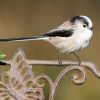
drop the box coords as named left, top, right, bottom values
left=0, top=15, right=93, bottom=53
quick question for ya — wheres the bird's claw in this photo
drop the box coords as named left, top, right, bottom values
left=58, top=59, right=63, bottom=66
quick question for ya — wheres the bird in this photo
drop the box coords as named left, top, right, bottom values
left=0, top=15, right=93, bottom=66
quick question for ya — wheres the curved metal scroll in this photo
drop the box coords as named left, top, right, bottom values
left=0, top=48, right=100, bottom=100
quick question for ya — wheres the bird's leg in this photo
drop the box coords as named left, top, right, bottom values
left=72, top=53, right=81, bottom=66
left=58, top=50, right=62, bottom=66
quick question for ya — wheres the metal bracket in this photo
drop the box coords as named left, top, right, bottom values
left=0, top=48, right=100, bottom=100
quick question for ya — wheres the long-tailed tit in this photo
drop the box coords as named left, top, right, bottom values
left=0, top=15, right=93, bottom=65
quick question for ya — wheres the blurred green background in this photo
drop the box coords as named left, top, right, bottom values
left=0, top=0, right=100, bottom=100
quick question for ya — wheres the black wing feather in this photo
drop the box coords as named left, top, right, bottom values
left=43, top=29, right=73, bottom=37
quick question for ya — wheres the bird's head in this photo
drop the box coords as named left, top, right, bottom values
left=70, top=15, right=93, bottom=32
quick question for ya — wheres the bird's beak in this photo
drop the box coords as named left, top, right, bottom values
left=89, top=27, right=93, bottom=30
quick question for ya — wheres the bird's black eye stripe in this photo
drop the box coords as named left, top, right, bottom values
left=70, top=16, right=80, bottom=23
left=83, top=20, right=88, bottom=26
left=44, top=29, right=73, bottom=37
left=70, top=16, right=89, bottom=26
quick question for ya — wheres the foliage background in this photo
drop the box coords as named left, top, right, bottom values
left=0, top=0, right=100, bottom=100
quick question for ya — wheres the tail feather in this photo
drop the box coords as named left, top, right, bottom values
left=0, top=61, right=7, bottom=65
left=0, top=35, right=49, bottom=42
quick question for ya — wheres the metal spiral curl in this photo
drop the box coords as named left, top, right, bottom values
left=71, top=66, right=86, bottom=85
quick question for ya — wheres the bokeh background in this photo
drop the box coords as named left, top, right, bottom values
left=0, top=0, right=100, bottom=100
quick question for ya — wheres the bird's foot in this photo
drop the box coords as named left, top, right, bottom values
left=58, top=59, right=63, bottom=67
left=77, top=60, right=81, bottom=66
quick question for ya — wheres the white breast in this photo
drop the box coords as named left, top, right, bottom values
left=47, top=36, right=80, bottom=53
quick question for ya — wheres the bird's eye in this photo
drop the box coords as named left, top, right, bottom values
left=83, top=24, right=87, bottom=28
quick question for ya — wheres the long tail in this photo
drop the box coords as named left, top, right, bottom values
left=0, top=35, right=49, bottom=42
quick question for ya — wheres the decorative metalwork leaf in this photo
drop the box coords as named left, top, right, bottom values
left=0, top=49, right=44, bottom=100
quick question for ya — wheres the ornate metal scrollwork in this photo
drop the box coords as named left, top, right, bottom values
left=0, top=48, right=100, bottom=100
